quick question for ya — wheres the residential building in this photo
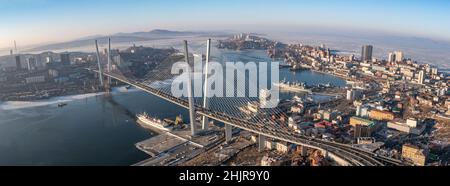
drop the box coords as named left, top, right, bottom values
left=60, top=53, right=71, bottom=66
left=369, top=110, right=395, bottom=121
left=25, top=75, right=46, bottom=84
left=418, top=70, right=425, bottom=84
left=402, top=144, right=428, bottom=166
left=394, top=51, right=404, bottom=62
left=350, top=117, right=376, bottom=127
left=387, top=119, right=425, bottom=135
left=276, top=142, right=290, bottom=154
left=261, top=155, right=277, bottom=166
left=361, top=45, right=373, bottom=62
left=15, top=55, right=22, bottom=70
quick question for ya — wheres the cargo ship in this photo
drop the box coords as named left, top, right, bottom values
left=136, top=112, right=173, bottom=132
left=274, top=79, right=312, bottom=94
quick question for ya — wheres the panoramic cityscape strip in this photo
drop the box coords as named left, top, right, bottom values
left=0, top=1, right=449, bottom=176
left=0, top=32, right=448, bottom=167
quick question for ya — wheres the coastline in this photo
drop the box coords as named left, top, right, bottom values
left=309, top=69, right=357, bottom=84
left=0, top=86, right=140, bottom=110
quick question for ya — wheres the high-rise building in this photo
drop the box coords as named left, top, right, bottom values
left=347, top=89, right=354, bottom=101
left=418, top=70, right=425, bottom=84
left=347, top=89, right=362, bottom=101
left=60, top=53, right=70, bottom=66
left=361, top=45, right=373, bottom=62
left=15, top=55, right=21, bottom=70
left=394, top=51, right=404, bottom=62
left=27, top=57, right=37, bottom=71
left=431, top=68, right=438, bottom=75
left=46, top=56, right=54, bottom=64
left=388, top=52, right=396, bottom=63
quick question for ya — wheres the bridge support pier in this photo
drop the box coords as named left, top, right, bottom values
left=107, top=38, right=112, bottom=86
left=201, top=39, right=211, bottom=131
left=258, top=134, right=266, bottom=152
left=225, top=124, right=232, bottom=143
left=184, top=40, right=197, bottom=137
left=94, top=40, right=104, bottom=87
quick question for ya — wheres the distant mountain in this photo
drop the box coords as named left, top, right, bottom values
left=113, top=29, right=200, bottom=38
left=25, top=29, right=227, bottom=52
left=28, top=36, right=161, bottom=52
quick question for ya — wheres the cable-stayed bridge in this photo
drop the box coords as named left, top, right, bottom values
left=88, top=39, right=406, bottom=166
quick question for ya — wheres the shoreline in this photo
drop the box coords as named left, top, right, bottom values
left=0, top=86, right=140, bottom=110
left=309, top=69, right=358, bottom=84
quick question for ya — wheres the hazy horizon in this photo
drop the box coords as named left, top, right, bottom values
left=1, top=0, right=450, bottom=49
left=1, top=27, right=450, bottom=71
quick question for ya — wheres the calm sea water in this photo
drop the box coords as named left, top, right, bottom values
left=0, top=49, right=345, bottom=165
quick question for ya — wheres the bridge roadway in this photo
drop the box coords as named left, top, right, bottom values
left=91, top=69, right=405, bottom=166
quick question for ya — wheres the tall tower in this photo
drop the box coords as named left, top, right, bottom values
left=14, top=40, right=17, bottom=54
left=361, top=45, right=373, bottom=62
left=60, top=53, right=70, bottom=66
left=202, top=39, right=211, bottom=130
left=388, top=52, right=396, bottom=63
left=13, top=40, right=21, bottom=70
left=418, top=70, right=425, bottom=84
left=394, top=51, right=404, bottom=62
left=94, top=40, right=104, bottom=86
left=15, top=55, right=21, bottom=70
left=184, top=40, right=197, bottom=136
left=107, top=38, right=112, bottom=85
left=27, top=57, right=37, bottom=71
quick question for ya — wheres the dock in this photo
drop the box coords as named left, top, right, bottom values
left=133, top=122, right=224, bottom=166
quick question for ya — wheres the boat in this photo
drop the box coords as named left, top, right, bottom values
left=136, top=112, right=173, bottom=132
left=290, top=64, right=308, bottom=71
left=274, top=79, right=312, bottom=93
left=317, top=82, right=334, bottom=88
left=58, top=103, right=68, bottom=108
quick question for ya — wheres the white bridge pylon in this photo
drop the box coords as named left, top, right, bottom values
left=186, top=39, right=230, bottom=139
left=201, top=39, right=211, bottom=131
left=183, top=40, right=197, bottom=136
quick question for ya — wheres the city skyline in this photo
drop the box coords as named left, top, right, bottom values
left=1, top=0, right=450, bottom=49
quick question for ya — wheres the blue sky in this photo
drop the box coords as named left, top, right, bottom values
left=1, top=0, right=450, bottom=48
